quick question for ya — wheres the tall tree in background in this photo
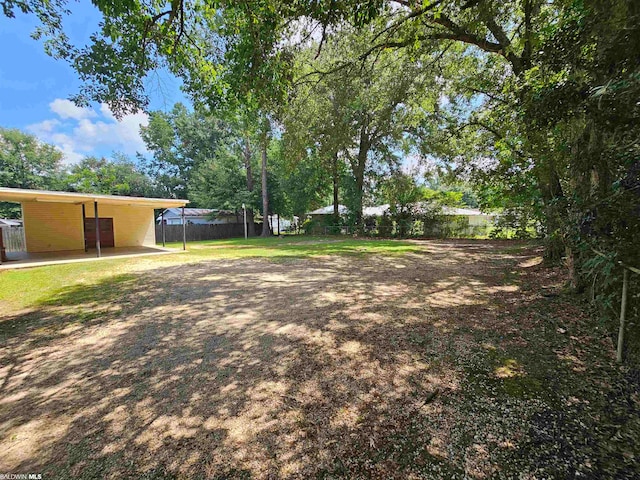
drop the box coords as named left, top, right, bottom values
left=0, top=127, right=64, bottom=217
left=139, top=103, right=226, bottom=200
left=140, top=103, right=280, bottom=235
left=283, top=50, right=350, bottom=224
left=0, top=127, right=63, bottom=189
left=289, top=24, right=435, bottom=227
left=64, top=154, right=157, bottom=197
left=258, top=115, right=272, bottom=236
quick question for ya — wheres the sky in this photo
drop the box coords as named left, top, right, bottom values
left=0, top=4, right=188, bottom=164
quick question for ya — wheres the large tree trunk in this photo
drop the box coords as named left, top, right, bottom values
left=354, top=169, right=365, bottom=228
left=538, top=163, right=567, bottom=265
left=260, top=133, right=270, bottom=237
left=332, top=151, right=340, bottom=224
left=352, top=125, right=369, bottom=230
left=243, top=136, right=256, bottom=237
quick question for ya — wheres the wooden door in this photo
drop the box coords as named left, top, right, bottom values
left=84, top=218, right=115, bottom=248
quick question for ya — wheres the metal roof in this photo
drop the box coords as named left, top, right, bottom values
left=363, top=205, right=390, bottom=216
left=308, top=205, right=349, bottom=215
left=162, top=207, right=236, bottom=217
left=164, top=207, right=215, bottom=216
left=0, top=187, right=189, bottom=208
left=440, top=206, right=491, bottom=216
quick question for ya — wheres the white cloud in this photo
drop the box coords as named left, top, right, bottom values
left=27, top=99, right=149, bottom=164
left=27, top=119, right=60, bottom=136
left=49, top=99, right=97, bottom=120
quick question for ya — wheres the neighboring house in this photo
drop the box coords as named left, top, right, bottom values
left=266, top=214, right=296, bottom=232
left=439, top=206, right=497, bottom=227
left=307, top=203, right=497, bottom=233
left=308, top=205, right=349, bottom=221
left=157, top=207, right=240, bottom=225
left=363, top=205, right=390, bottom=217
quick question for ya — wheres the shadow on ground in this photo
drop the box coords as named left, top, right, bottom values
left=0, top=240, right=637, bottom=479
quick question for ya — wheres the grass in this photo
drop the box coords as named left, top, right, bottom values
left=0, top=236, right=418, bottom=314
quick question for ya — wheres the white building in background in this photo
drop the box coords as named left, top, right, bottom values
left=440, top=206, right=497, bottom=227
left=308, top=205, right=349, bottom=216
left=157, top=207, right=240, bottom=225
left=364, top=204, right=496, bottom=226
left=307, top=203, right=496, bottom=226
left=266, top=214, right=296, bottom=232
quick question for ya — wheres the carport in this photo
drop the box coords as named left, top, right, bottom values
left=0, top=187, right=189, bottom=266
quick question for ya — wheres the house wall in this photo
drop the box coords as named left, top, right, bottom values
left=467, top=215, right=495, bottom=226
left=22, top=201, right=84, bottom=252
left=89, top=203, right=156, bottom=248
left=21, top=201, right=156, bottom=253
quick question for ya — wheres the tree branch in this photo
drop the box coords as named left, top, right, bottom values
left=462, top=120, right=527, bottom=158
left=370, top=0, right=445, bottom=45
left=483, top=16, right=511, bottom=49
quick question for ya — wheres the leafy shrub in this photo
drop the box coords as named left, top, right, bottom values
left=377, top=213, right=393, bottom=237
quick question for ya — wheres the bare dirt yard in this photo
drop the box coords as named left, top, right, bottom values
left=1, top=239, right=638, bottom=479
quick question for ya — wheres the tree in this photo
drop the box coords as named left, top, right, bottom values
left=0, top=127, right=64, bottom=217
left=289, top=24, right=436, bottom=228
left=258, top=116, right=272, bottom=236
left=6, top=0, right=638, bottom=288
left=283, top=47, right=353, bottom=224
left=140, top=103, right=277, bottom=236
left=63, top=154, right=157, bottom=197
left=139, top=103, right=226, bottom=200
left=381, top=171, right=423, bottom=237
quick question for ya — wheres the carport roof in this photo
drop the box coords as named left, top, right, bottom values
left=0, top=187, right=189, bottom=208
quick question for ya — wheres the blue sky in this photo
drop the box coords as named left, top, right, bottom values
left=0, top=4, right=188, bottom=164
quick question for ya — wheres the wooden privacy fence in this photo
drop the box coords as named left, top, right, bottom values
left=1, top=226, right=25, bottom=252
left=156, top=223, right=262, bottom=243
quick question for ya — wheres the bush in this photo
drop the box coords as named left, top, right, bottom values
left=489, top=207, right=540, bottom=239
left=300, top=218, right=315, bottom=235
left=377, top=213, right=393, bottom=237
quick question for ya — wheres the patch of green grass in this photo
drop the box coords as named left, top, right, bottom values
left=463, top=347, right=546, bottom=400
left=0, top=237, right=418, bottom=314
left=184, top=237, right=418, bottom=260
left=0, top=259, right=133, bottom=313
left=501, top=374, right=544, bottom=398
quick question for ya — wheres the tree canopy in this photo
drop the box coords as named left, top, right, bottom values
left=2, top=0, right=639, bottom=316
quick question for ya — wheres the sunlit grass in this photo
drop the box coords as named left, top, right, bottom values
left=166, top=236, right=419, bottom=259
left=0, top=236, right=418, bottom=313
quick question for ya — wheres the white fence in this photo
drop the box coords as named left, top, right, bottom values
left=1, top=226, right=26, bottom=252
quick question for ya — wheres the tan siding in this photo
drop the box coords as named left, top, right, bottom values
left=88, top=203, right=155, bottom=247
left=22, top=202, right=84, bottom=252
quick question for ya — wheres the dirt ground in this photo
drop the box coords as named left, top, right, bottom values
left=0, top=240, right=638, bottom=479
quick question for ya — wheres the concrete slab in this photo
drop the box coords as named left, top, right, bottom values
left=0, top=246, right=183, bottom=270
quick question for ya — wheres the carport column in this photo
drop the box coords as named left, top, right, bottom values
left=82, top=204, right=87, bottom=252
left=161, top=210, right=166, bottom=247
left=181, top=206, right=186, bottom=251
left=94, top=201, right=101, bottom=258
